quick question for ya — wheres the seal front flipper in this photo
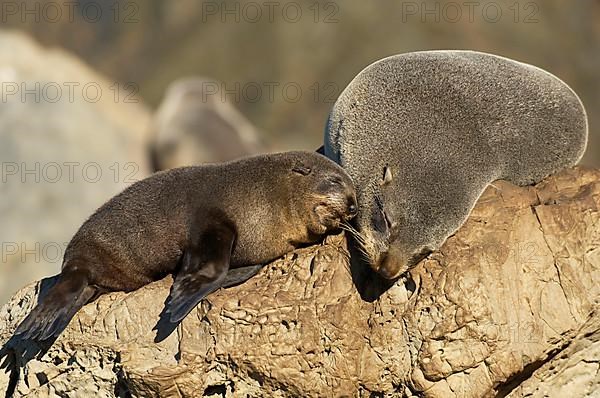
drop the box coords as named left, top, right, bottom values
left=165, top=216, right=236, bottom=323
left=221, top=265, right=264, bottom=289
left=14, top=269, right=97, bottom=341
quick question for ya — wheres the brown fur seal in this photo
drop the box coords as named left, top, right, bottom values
left=13, top=151, right=357, bottom=340
left=324, top=50, right=588, bottom=280
left=150, top=77, right=266, bottom=171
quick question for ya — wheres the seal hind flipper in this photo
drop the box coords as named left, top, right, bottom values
left=165, top=215, right=236, bottom=323
left=14, top=269, right=96, bottom=341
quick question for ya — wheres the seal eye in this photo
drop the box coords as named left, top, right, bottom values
left=316, top=175, right=346, bottom=194
left=292, top=165, right=312, bottom=176
left=372, top=195, right=388, bottom=234
left=327, top=176, right=343, bottom=186
left=372, top=206, right=388, bottom=234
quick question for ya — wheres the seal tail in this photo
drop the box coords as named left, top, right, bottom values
left=14, top=269, right=96, bottom=341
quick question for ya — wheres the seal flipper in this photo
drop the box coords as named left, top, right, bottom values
left=14, top=269, right=96, bottom=341
left=221, top=265, right=264, bottom=288
left=165, top=216, right=236, bottom=323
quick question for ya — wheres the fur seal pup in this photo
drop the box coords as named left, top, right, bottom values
left=150, top=77, right=266, bottom=171
left=13, top=151, right=357, bottom=340
left=324, top=50, right=588, bottom=280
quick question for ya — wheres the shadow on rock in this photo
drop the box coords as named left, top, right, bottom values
left=346, top=237, right=398, bottom=302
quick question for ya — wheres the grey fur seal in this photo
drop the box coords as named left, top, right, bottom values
left=324, top=50, right=588, bottom=279
left=13, top=151, right=357, bottom=340
left=150, top=77, right=266, bottom=171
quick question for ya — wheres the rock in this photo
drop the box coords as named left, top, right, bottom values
left=1, top=167, right=599, bottom=397
left=149, top=77, right=267, bottom=171
left=0, top=31, right=152, bottom=305
left=504, top=314, right=600, bottom=398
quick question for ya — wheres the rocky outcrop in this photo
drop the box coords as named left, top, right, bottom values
left=1, top=167, right=599, bottom=397
left=0, top=31, right=152, bottom=305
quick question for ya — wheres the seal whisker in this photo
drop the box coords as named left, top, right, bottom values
left=339, top=223, right=361, bottom=242
left=340, top=222, right=366, bottom=245
left=339, top=223, right=372, bottom=263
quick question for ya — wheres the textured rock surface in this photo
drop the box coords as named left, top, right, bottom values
left=1, top=167, right=599, bottom=397
left=0, top=31, right=152, bottom=305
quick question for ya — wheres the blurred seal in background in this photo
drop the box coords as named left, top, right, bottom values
left=149, top=77, right=266, bottom=170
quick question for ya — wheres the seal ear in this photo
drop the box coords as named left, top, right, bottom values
left=380, top=166, right=393, bottom=186
left=292, top=164, right=312, bottom=176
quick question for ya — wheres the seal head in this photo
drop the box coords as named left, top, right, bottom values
left=275, top=151, right=358, bottom=245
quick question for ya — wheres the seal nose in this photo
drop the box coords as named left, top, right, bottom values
left=348, top=204, right=357, bottom=215
left=347, top=196, right=358, bottom=216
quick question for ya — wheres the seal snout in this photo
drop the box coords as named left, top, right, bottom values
left=346, top=196, right=358, bottom=219
left=332, top=191, right=357, bottom=223
left=374, top=258, right=400, bottom=280
left=325, top=172, right=357, bottom=221
left=361, top=238, right=407, bottom=280
left=372, top=251, right=403, bottom=280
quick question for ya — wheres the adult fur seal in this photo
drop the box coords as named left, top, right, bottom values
left=324, top=50, right=588, bottom=280
left=13, top=151, right=357, bottom=340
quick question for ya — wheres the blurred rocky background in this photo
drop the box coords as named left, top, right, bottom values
left=1, top=0, right=598, bottom=155
left=0, top=0, right=598, bottom=303
left=0, top=31, right=152, bottom=305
